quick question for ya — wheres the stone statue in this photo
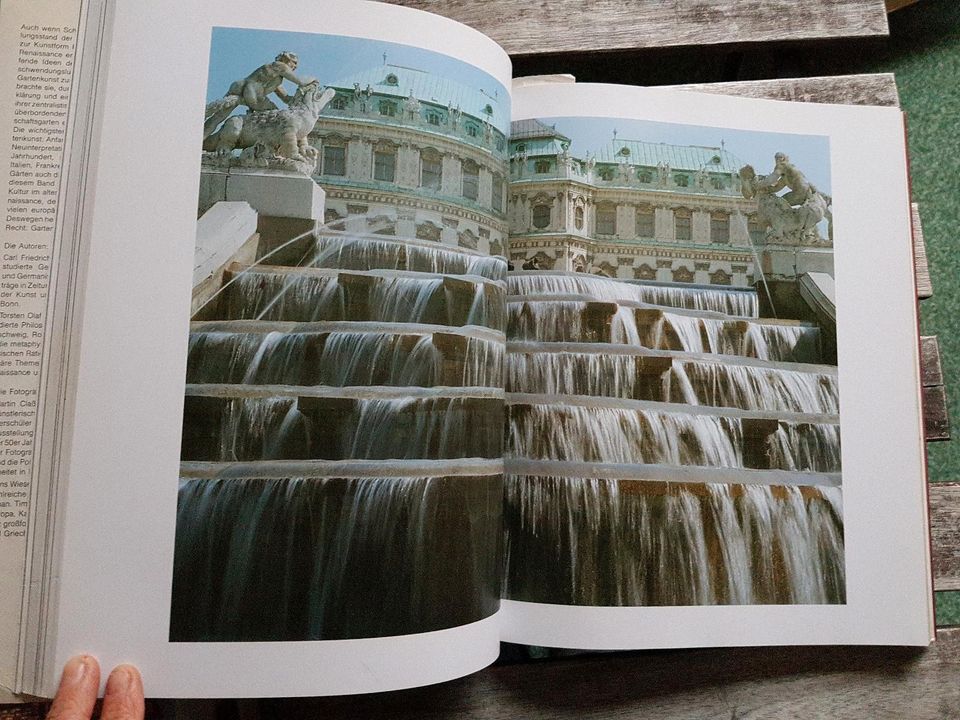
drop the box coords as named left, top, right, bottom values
left=739, top=152, right=832, bottom=245
left=202, top=82, right=335, bottom=175
left=203, top=51, right=318, bottom=139
left=403, top=91, right=421, bottom=120
left=656, top=162, right=671, bottom=185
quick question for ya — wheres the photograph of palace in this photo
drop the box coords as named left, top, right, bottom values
left=170, top=24, right=844, bottom=644
left=171, top=28, right=509, bottom=642
left=502, top=116, right=844, bottom=607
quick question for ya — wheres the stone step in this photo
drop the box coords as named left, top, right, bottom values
left=506, top=394, right=841, bottom=473
left=181, top=385, right=503, bottom=463
left=199, top=263, right=505, bottom=330
left=507, top=270, right=760, bottom=318
left=303, top=230, right=507, bottom=281
left=505, top=343, right=837, bottom=414
left=186, top=322, right=504, bottom=388
left=507, top=298, right=822, bottom=363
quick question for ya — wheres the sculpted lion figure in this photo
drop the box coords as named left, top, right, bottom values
left=202, top=82, right=335, bottom=171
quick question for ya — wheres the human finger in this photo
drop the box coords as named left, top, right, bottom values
left=100, top=664, right=144, bottom=720
left=45, top=655, right=100, bottom=720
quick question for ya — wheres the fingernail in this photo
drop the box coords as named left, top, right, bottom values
left=107, top=665, right=134, bottom=693
left=63, top=655, right=91, bottom=684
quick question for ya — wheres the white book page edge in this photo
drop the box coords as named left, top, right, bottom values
left=50, top=0, right=510, bottom=699
left=503, top=83, right=932, bottom=650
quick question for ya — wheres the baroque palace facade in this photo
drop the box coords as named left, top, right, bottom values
left=508, top=119, right=764, bottom=287
left=309, top=64, right=509, bottom=257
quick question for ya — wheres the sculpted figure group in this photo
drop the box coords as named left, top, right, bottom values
left=739, top=153, right=832, bottom=245
left=202, top=51, right=334, bottom=174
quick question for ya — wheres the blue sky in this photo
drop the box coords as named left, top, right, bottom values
left=205, top=27, right=509, bottom=133
left=538, top=116, right=832, bottom=194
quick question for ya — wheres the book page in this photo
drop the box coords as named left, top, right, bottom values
left=0, top=0, right=98, bottom=696
left=502, top=83, right=931, bottom=649
left=47, top=0, right=510, bottom=698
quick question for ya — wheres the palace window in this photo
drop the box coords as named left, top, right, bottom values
left=748, top=218, right=766, bottom=245
left=532, top=204, right=551, bottom=229
left=637, top=169, right=653, bottom=184
left=711, top=176, right=728, bottom=190
left=574, top=206, right=584, bottom=230
left=462, top=160, right=479, bottom=201
left=711, top=213, right=730, bottom=243
left=674, top=173, right=690, bottom=187
left=492, top=174, right=504, bottom=213
left=598, top=167, right=615, bottom=181
left=636, top=207, right=655, bottom=238
left=322, top=144, right=346, bottom=176
left=373, top=144, right=396, bottom=183
left=420, top=149, right=442, bottom=191
left=426, top=110, right=443, bottom=126
left=674, top=212, right=691, bottom=242
left=466, top=123, right=480, bottom=138
left=535, top=159, right=551, bottom=174
left=329, top=95, right=347, bottom=110
left=597, top=205, right=617, bottom=236
left=378, top=100, right=397, bottom=117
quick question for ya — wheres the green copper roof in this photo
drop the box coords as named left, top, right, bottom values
left=594, top=140, right=743, bottom=172
left=328, top=64, right=507, bottom=133
left=511, top=119, right=570, bottom=143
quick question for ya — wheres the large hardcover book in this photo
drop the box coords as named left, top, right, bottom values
left=0, top=0, right=931, bottom=699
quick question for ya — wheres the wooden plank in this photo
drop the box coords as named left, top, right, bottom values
left=921, top=336, right=950, bottom=441
left=887, top=0, right=920, bottom=12
left=922, top=336, right=945, bottom=387
left=913, top=203, right=933, bottom=298
left=384, top=1, right=889, bottom=57
left=932, top=482, right=960, bottom=592
left=678, top=72, right=901, bottom=106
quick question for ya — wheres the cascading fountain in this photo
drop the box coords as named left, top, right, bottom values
left=173, top=225, right=508, bottom=641
left=503, top=269, right=843, bottom=607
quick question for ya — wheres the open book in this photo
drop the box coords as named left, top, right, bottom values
left=0, top=0, right=932, bottom=699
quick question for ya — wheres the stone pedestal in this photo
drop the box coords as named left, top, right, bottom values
left=199, top=168, right=325, bottom=222
left=757, top=245, right=834, bottom=282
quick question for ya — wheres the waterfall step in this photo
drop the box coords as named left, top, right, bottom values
left=182, top=387, right=504, bottom=462
left=504, top=459, right=840, bottom=488
left=186, top=324, right=504, bottom=388
left=208, top=263, right=505, bottom=330
left=505, top=344, right=838, bottom=414
left=506, top=341, right=835, bottom=374
left=506, top=392, right=837, bottom=425
left=507, top=271, right=759, bottom=318
left=507, top=396, right=841, bottom=472
left=308, top=231, right=507, bottom=281
left=180, top=457, right=504, bottom=479
left=507, top=299, right=822, bottom=362
left=190, top=319, right=506, bottom=343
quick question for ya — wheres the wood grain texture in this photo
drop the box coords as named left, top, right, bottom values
left=384, top=1, right=889, bottom=57
left=932, top=483, right=960, bottom=592
left=677, top=72, right=901, bottom=106
left=913, top=203, right=933, bottom=298
left=922, top=336, right=945, bottom=387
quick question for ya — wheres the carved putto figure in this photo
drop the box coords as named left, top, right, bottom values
left=739, top=152, right=832, bottom=245
left=656, top=162, right=671, bottom=185
left=203, top=51, right=318, bottom=139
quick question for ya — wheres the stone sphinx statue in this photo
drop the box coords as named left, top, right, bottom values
left=203, top=51, right=319, bottom=140
left=202, top=81, right=335, bottom=175
left=739, top=153, right=832, bottom=245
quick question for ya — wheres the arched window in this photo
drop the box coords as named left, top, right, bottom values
left=321, top=137, right=346, bottom=176
left=535, top=159, right=551, bottom=174
left=462, top=160, right=479, bottom=201
left=373, top=142, right=397, bottom=183
left=636, top=206, right=655, bottom=238
left=596, top=205, right=617, bottom=235
left=674, top=210, right=691, bottom=242
left=532, top=204, right=551, bottom=229
left=574, top=206, right=584, bottom=230
left=379, top=100, right=397, bottom=117
left=491, top=174, right=504, bottom=213
left=420, top=149, right=442, bottom=191
left=711, top=213, right=730, bottom=243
